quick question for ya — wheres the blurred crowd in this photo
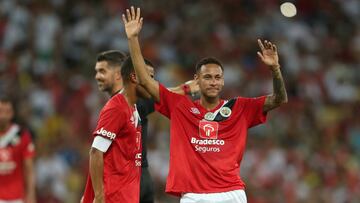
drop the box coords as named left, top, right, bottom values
left=1, top=0, right=359, bottom=202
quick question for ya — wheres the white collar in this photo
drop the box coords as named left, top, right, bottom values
left=0, top=124, right=20, bottom=147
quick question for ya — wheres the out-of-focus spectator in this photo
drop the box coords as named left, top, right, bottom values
left=0, top=96, right=36, bottom=203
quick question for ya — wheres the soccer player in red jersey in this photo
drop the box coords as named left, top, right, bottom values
left=123, top=7, right=288, bottom=203
left=0, top=96, right=36, bottom=203
left=82, top=50, right=146, bottom=203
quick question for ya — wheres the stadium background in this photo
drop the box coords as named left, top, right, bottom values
left=1, top=0, right=359, bottom=202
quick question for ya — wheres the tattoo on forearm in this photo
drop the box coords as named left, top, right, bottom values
left=272, top=69, right=287, bottom=103
left=264, top=69, right=287, bottom=112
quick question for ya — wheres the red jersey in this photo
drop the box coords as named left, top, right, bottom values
left=155, top=84, right=267, bottom=196
left=82, top=94, right=142, bottom=203
left=0, top=124, right=35, bottom=200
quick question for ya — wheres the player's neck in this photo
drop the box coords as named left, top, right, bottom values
left=122, top=85, right=137, bottom=106
left=200, top=96, right=220, bottom=111
left=0, top=123, right=11, bottom=135
left=109, top=84, right=124, bottom=96
left=109, top=88, right=123, bottom=97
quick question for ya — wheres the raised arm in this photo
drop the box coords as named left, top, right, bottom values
left=257, top=39, right=288, bottom=112
left=168, top=80, right=199, bottom=96
left=122, top=7, right=160, bottom=101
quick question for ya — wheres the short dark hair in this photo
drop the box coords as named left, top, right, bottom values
left=0, top=95, right=14, bottom=105
left=195, top=57, right=224, bottom=73
left=96, top=50, right=127, bottom=68
left=121, top=57, right=155, bottom=82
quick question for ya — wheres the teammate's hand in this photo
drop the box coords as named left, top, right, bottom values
left=185, top=80, right=200, bottom=94
left=122, top=6, right=143, bottom=39
left=257, top=39, right=280, bottom=71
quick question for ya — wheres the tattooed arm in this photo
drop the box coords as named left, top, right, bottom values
left=263, top=66, right=287, bottom=112
left=257, top=39, right=288, bottom=112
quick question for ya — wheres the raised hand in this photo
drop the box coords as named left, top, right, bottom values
left=122, top=6, right=143, bottom=39
left=185, top=80, right=200, bottom=94
left=257, top=39, right=280, bottom=70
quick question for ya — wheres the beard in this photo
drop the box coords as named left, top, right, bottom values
left=97, top=82, right=113, bottom=94
left=0, top=121, right=9, bottom=131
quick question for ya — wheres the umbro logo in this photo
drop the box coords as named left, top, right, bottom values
left=190, top=107, right=200, bottom=114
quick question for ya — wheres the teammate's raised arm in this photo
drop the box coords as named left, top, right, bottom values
left=257, top=39, right=288, bottom=112
left=122, top=7, right=160, bottom=102
left=168, top=80, right=200, bottom=97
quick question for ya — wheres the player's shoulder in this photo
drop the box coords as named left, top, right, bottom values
left=9, top=123, right=27, bottom=136
left=235, top=96, right=266, bottom=102
left=6, top=123, right=33, bottom=144
left=159, top=83, right=186, bottom=99
left=18, top=126, right=32, bottom=137
left=233, top=96, right=267, bottom=108
left=105, top=94, right=128, bottom=109
left=98, top=94, right=129, bottom=117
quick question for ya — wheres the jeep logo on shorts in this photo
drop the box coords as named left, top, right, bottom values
left=199, top=121, right=218, bottom=139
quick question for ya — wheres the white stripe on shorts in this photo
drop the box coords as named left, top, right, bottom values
left=0, top=200, right=24, bottom=203
left=180, top=189, right=247, bottom=203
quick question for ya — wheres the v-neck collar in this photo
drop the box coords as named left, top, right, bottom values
left=111, top=88, right=124, bottom=98
left=194, top=99, right=225, bottom=113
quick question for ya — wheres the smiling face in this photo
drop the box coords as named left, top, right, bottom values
left=94, top=61, right=121, bottom=95
left=195, top=63, right=224, bottom=99
left=0, top=101, right=13, bottom=131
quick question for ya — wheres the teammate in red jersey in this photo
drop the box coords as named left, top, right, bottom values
left=0, top=96, right=36, bottom=203
left=123, top=7, right=288, bottom=203
left=82, top=50, right=146, bottom=203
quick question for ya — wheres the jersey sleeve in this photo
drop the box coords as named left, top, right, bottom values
left=93, top=102, right=126, bottom=141
left=136, top=98, right=155, bottom=120
left=236, top=96, right=267, bottom=128
left=21, top=130, right=35, bottom=159
left=155, top=84, right=186, bottom=118
left=91, top=136, right=112, bottom=152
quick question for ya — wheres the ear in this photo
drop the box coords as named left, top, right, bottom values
left=194, top=74, right=199, bottom=84
left=115, top=70, right=122, bottom=80
left=194, top=73, right=198, bottom=80
left=130, top=73, right=137, bottom=83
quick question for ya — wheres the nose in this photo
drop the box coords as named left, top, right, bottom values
left=209, top=78, right=217, bottom=86
left=95, top=72, right=100, bottom=80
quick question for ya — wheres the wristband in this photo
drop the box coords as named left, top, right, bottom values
left=182, top=84, right=191, bottom=95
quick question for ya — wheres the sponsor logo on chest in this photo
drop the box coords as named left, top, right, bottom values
left=199, top=120, right=218, bottom=139
left=190, top=120, right=226, bottom=153
left=0, top=148, right=16, bottom=174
